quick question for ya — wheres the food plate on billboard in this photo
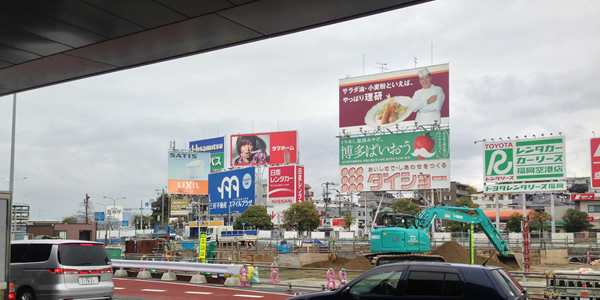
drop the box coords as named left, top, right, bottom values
left=364, top=96, right=411, bottom=128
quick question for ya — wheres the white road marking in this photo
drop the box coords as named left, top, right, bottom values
left=233, top=295, right=264, bottom=298
left=114, top=287, right=126, bottom=290
left=140, top=289, right=166, bottom=292
left=185, top=291, right=213, bottom=295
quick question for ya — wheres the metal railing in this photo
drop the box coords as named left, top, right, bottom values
left=112, top=259, right=243, bottom=275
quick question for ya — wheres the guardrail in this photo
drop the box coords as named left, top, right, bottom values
left=112, top=259, right=243, bottom=275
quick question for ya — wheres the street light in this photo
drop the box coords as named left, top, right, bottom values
left=102, top=196, right=125, bottom=244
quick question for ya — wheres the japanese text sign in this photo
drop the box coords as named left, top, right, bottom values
left=189, top=136, right=225, bottom=171
left=522, top=220, right=530, bottom=272
left=268, top=165, right=305, bottom=204
left=231, top=131, right=297, bottom=166
left=484, top=181, right=566, bottom=194
left=340, top=159, right=450, bottom=192
left=208, top=167, right=255, bottom=215
left=483, top=137, right=566, bottom=184
left=339, top=130, right=450, bottom=165
left=170, top=198, right=190, bottom=216
left=339, top=63, right=449, bottom=133
left=592, top=138, right=600, bottom=189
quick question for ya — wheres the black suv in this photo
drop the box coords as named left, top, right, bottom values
left=288, top=262, right=528, bottom=300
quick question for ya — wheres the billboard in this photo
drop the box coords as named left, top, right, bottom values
left=167, top=151, right=210, bottom=194
left=230, top=131, right=297, bottom=166
left=208, top=167, right=255, bottom=215
left=483, top=137, right=566, bottom=184
left=189, top=136, right=225, bottom=171
left=170, top=198, right=190, bottom=216
left=339, top=63, right=449, bottom=133
left=268, top=165, right=305, bottom=204
left=340, top=159, right=450, bottom=192
left=268, top=165, right=304, bottom=225
left=592, top=138, right=600, bottom=189
left=340, top=129, right=450, bottom=165
left=339, top=130, right=450, bottom=192
left=105, top=205, right=123, bottom=223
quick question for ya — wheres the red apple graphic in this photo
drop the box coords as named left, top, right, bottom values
left=414, top=132, right=435, bottom=159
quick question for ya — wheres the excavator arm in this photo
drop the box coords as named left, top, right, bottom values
left=413, top=206, right=513, bottom=256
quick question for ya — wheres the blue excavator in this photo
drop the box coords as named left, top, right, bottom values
left=367, top=205, right=519, bottom=267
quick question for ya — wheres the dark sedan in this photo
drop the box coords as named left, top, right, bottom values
left=288, top=262, right=528, bottom=300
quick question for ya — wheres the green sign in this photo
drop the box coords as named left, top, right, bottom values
left=483, top=137, right=565, bottom=183
left=210, top=153, right=224, bottom=170
left=339, top=129, right=450, bottom=165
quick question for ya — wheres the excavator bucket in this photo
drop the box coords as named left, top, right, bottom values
left=497, top=254, right=520, bottom=269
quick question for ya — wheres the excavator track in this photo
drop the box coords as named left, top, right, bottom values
left=362, top=253, right=446, bottom=266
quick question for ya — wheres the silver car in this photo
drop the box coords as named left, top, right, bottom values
left=10, top=239, right=114, bottom=300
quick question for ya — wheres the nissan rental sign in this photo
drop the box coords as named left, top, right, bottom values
left=483, top=137, right=566, bottom=184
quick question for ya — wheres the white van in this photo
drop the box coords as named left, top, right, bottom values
left=10, top=240, right=114, bottom=300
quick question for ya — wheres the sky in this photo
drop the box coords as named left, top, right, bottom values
left=0, top=0, right=599, bottom=220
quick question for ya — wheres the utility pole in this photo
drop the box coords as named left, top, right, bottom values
left=84, top=194, right=90, bottom=224
left=321, top=182, right=337, bottom=220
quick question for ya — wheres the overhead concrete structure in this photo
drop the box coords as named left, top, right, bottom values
left=0, top=0, right=429, bottom=97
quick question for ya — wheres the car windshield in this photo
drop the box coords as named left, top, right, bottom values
left=490, top=268, right=524, bottom=297
left=348, top=268, right=404, bottom=296
left=58, top=244, right=111, bottom=266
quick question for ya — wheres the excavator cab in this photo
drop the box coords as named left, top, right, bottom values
left=380, top=214, right=416, bottom=229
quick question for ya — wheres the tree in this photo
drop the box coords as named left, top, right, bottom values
left=150, top=193, right=171, bottom=226
left=465, top=185, right=479, bottom=195
left=454, top=196, right=479, bottom=208
left=563, top=209, right=593, bottom=232
left=342, top=212, right=353, bottom=231
left=530, top=210, right=552, bottom=236
left=282, top=201, right=320, bottom=232
left=62, top=216, right=78, bottom=224
left=506, top=213, right=524, bottom=233
left=445, top=196, right=480, bottom=232
left=234, top=205, right=273, bottom=230
left=390, top=199, right=421, bottom=216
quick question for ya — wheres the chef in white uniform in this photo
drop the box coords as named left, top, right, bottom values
left=409, top=68, right=445, bottom=125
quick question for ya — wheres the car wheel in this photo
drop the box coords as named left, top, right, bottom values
left=17, top=288, right=36, bottom=300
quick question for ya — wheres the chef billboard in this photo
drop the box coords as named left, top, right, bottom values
left=189, top=136, right=225, bottom=171
left=483, top=137, right=566, bottom=184
left=230, top=131, right=297, bottom=166
left=339, top=63, right=449, bottom=133
left=167, top=151, right=210, bottom=194
left=208, top=167, right=255, bottom=215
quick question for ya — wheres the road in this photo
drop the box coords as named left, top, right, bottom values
left=113, top=278, right=299, bottom=300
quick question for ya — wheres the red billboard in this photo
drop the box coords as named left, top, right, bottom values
left=339, top=64, right=449, bottom=133
left=592, top=138, right=600, bottom=189
left=231, top=131, right=297, bottom=166
left=268, top=165, right=304, bottom=203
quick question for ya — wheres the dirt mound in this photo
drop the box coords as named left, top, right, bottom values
left=430, top=241, right=517, bottom=270
left=303, top=255, right=374, bottom=271
left=343, top=255, right=375, bottom=271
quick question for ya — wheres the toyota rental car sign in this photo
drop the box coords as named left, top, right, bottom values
left=483, top=136, right=566, bottom=184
